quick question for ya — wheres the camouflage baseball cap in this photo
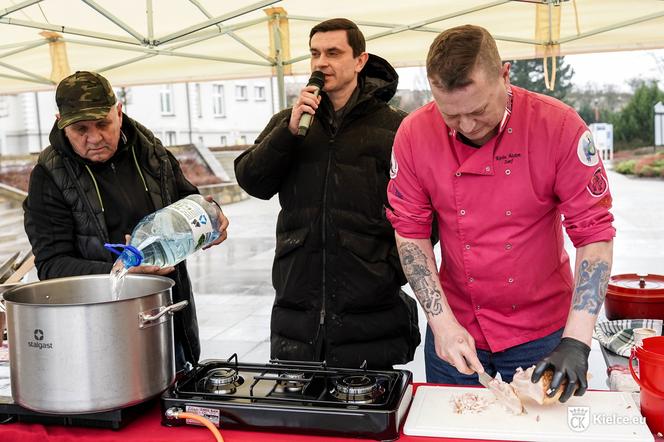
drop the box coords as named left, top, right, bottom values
left=56, top=71, right=117, bottom=129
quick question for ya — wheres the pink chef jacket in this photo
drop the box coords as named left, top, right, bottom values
left=386, top=86, right=615, bottom=352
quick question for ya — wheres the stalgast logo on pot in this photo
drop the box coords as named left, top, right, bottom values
left=28, top=328, right=54, bottom=350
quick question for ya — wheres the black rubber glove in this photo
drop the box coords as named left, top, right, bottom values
left=531, top=337, right=591, bottom=403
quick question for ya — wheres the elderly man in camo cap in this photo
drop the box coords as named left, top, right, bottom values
left=23, top=71, right=228, bottom=370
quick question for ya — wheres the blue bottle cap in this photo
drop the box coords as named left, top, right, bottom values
left=103, top=243, right=144, bottom=267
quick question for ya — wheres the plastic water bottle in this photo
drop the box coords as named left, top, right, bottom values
left=105, top=194, right=222, bottom=270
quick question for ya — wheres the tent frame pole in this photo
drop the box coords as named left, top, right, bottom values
left=156, top=0, right=280, bottom=46
left=187, top=0, right=274, bottom=63
left=0, top=17, right=138, bottom=45
left=0, top=59, right=52, bottom=83
left=0, top=0, right=41, bottom=18
left=146, top=0, right=154, bottom=43
left=558, top=10, right=664, bottom=44
left=82, top=0, right=146, bottom=43
left=271, top=13, right=286, bottom=110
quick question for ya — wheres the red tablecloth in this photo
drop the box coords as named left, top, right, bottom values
left=0, top=384, right=483, bottom=442
left=2, top=385, right=662, bottom=442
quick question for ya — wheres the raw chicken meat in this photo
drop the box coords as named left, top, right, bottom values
left=450, top=392, right=494, bottom=414
left=511, top=365, right=564, bottom=405
left=486, top=372, right=525, bottom=415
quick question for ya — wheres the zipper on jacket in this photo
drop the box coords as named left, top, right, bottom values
left=319, top=137, right=335, bottom=328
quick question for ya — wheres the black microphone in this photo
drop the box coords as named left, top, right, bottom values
left=297, top=71, right=325, bottom=137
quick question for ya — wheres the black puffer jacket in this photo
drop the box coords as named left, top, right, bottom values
left=235, top=55, right=420, bottom=368
left=23, top=115, right=201, bottom=363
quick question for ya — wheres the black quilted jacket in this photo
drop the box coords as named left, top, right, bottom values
left=235, top=55, right=421, bottom=368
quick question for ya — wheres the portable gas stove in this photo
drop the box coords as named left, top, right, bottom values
left=161, top=354, right=413, bottom=441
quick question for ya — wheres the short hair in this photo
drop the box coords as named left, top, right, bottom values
left=426, top=25, right=502, bottom=91
left=309, top=18, right=366, bottom=58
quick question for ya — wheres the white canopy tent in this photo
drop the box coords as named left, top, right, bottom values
left=1, top=0, right=664, bottom=107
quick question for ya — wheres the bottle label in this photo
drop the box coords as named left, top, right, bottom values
left=169, top=198, right=215, bottom=250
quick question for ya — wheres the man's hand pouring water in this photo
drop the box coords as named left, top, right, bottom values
left=202, top=195, right=229, bottom=250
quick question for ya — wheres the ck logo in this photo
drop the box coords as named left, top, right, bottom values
left=34, top=329, right=44, bottom=341
left=567, top=406, right=590, bottom=432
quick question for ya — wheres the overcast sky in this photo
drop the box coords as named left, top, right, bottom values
left=397, top=48, right=664, bottom=92
left=564, top=48, right=663, bottom=91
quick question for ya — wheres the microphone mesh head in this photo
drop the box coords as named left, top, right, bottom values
left=308, top=71, right=325, bottom=89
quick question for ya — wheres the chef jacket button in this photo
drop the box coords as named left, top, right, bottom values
left=505, top=210, right=512, bottom=216
left=468, top=277, right=474, bottom=283
left=476, top=305, right=481, bottom=310
left=508, top=277, right=514, bottom=283
left=485, top=166, right=491, bottom=172
left=459, top=209, right=466, bottom=216
left=465, top=244, right=471, bottom=250
left=505, top=169, right=511, bottom=175
left=507, top=128, right=513, bottom=134
left=512, top=304, right=517, bottom=310
left=449, top=131, right=453, bottom=136
left=455, top=172, right=461, bottom=177
left=505, top=243, right=512, bottom=250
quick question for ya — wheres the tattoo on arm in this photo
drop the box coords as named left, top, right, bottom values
left=572, top=259, right=610, bottom=315
left=398, top=242, right=443, bottom=317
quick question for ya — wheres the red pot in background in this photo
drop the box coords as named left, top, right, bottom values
left=605, top=273, right=664, bottom=320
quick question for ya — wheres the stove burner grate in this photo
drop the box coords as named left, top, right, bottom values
left=200, top=367, right=244, bottom=395
left=331, top=374, right=386, bottom=404
left=274, top=371, right=307, bottom=393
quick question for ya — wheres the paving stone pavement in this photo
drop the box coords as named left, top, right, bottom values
left=189, top=169, right=664, bottom=385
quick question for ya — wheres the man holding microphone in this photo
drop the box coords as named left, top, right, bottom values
left=235, top=18, right=420, bottom=369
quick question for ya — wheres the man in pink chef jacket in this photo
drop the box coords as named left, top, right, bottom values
left=386, top=25, right=615, bottom=403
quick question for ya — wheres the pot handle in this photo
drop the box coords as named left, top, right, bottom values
left=139, top=300, right=189, bottom=328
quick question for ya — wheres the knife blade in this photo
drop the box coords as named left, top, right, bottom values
left=476, top=371, right=494, bottom=389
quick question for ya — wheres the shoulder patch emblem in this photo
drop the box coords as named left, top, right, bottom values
left=577, top=130, right=599, bottom=167
left=390, top=150, right=399, bottom=179
left=587, top=167, right=608, bottom=197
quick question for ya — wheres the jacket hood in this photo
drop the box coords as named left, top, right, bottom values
left=360, top=53, right=399, bottom=103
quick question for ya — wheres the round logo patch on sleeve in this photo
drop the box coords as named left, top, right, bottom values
left=587, top=167, right=608, bottom=197
left=577, top=130, right=599, bottom=167
left=390, top=150, right=399, bottom=179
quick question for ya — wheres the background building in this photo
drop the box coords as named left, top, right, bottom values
left=0, top=77, right=277, bottom=155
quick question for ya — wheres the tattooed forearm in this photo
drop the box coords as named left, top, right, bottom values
left=572, top=259, right=610, bottom=315
left=397, top=241, right=443, bottom=317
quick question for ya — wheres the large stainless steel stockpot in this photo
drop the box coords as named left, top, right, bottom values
left=2, top=274, right=186, bottom=413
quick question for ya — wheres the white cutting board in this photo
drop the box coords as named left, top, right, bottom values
left=404, top=386, right=653, bottom=442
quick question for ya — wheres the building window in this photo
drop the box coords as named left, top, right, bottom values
left=160, top=85, right=174, bottom=115
left=164, top=131, right=177, bottom=146
left=213, top=84, right=225, bottom=117
left=238, top=135, right=247, bottom=144
left=194, top=83, right=202, bottom=118
left=220, top=135, right=227, bottom=146
left=254, top=86, right=266, bottom=101
left=235, top=85, right=247, bottom=101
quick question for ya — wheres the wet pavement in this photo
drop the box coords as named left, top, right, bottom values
left=153, top=169, right=664, bottom=385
